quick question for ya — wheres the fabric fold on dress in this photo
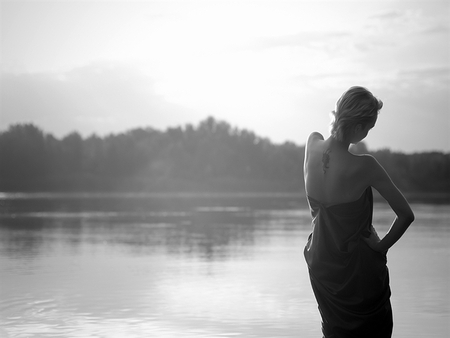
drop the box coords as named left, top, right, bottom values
left=304, top=187, right=392, bottom=338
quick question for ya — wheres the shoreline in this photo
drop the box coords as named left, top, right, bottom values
left=1, top=190, right=448, bottom=205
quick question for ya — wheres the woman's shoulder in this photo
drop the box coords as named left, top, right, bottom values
left=352, top=153, right=380, bottom=167
left=306, top=132, right=324, bottom=151
left=351, top=153, right=385, bottom=183
left=307, top=132, right=324, bottom=143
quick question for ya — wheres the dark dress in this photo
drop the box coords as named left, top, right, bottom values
left=304, top=187, right=393, bottom=338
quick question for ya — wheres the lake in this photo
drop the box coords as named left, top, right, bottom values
left=0, top=192, right=448, bottom=338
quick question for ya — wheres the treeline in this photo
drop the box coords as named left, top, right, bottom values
left=0, top=117, right=449, bottom=195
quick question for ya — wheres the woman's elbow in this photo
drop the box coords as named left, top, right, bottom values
left=402, top=210, right=415, bottom=225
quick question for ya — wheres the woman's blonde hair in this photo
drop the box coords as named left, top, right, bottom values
left=330, top=86, right=383, bottom=142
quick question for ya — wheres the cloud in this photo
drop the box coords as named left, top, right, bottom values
left=367, top=7, right=449, bottom=39
left=417, top=24, right=449, bottom=36
left=0, top=62, right=193, bottom=137
left=396, top=66, right=450, bottom=87
left=369, top=10, right=403, bottom=21
left=250, top=31, right=351, bottom=51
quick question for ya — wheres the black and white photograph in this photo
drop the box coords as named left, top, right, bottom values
left=1, top=0, right=449, bottom=337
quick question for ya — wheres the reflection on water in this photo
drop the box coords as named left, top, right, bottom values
left=0, top=193, right=448, bottom=338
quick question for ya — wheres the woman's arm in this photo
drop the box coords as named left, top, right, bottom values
left=363, top=155, right=415, bottom=253
left=304, top=132, right=324, bottom=182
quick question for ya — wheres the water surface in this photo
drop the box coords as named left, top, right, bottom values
left=0, top=193, right=448, bottom=337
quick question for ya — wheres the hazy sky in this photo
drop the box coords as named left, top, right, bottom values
left=1, top=0, right=449, bottom=152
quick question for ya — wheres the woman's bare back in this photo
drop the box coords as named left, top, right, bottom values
left=304, top=132, right=371, bottom=206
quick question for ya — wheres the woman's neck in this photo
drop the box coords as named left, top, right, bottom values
left=327, top=136, right=350, bottom=151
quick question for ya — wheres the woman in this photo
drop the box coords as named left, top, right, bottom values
left=304, top=86, right=414, bottom=338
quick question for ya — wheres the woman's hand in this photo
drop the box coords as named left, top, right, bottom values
left=363, top=225, right=387, bottom=254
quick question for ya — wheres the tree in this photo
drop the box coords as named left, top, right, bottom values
left=0, top=124, right=48, bottom=190
left=0, top=119, right=448, bottom=193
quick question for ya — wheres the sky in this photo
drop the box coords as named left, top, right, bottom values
left=1, top=0, right=449, bottom=153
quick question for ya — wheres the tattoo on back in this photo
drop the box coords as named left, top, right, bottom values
left=322, top=149, right=331, bottom=173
